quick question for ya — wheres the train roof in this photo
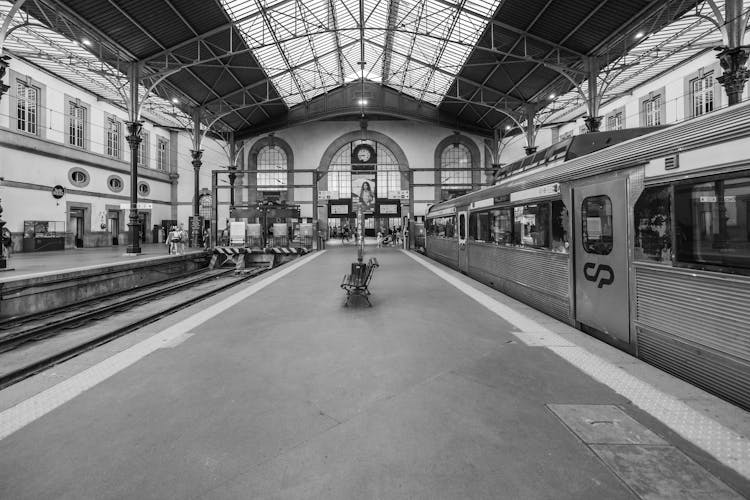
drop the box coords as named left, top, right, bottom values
left=494, top=127, right=665, bottom=181
left=427, top=99, right=750, bottom=216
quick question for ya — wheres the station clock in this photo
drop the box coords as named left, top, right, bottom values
left=351, top=144, right=376, bottom=165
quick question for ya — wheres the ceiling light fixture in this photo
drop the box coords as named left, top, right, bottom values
left=357, top=99, right=368, bottom=106
left=81, top=38, right=92, bottom=46
left=635, top=31, right=645, bottom=39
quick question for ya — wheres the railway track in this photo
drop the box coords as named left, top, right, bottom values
left=0, top=264, right=271, bottom=390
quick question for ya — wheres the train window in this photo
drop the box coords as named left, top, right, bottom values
left=469, top=212, right=490, bottom=242
left=634, top=186, right=672, bottom=263
left=674, top=176, right=750, bottom=270
left=513, top=203, right=550, bottom=248
left=490, top=208, right=513, bottom=245
left=551, top=201, right=569, bottom=253
left=427, top=216, right=456, bottom=238
left=582, top=196, right=613, bottom=255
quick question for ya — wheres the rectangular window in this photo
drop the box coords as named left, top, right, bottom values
left=469, top=212, right=490, bottom=242
left=328, top=166, right=351, bottom=199
left=634, top=186, right=672, bottom=263
left=68, top=101, right=86, bottom=148
left=16, top=80, right=38, bottom=134
left=675, top=176, right=750, bottom=270
left=644, top=95, right=662, bottom=126
left=377, top=165, right=401, bottom=198
left=581, top=196, right=613, bottom=255
left=426, top=216, right=456, bottom=238
left=691, top=73, right=714, bottom=117
left=106, top=117, right=121, bottom=158
left=138, top=132, right=149, bottom=167
left=157, top=138, right=168, bottom=171
left=513, top=203, right=550, bottom=248
left=607, top=112, right=623, bottom=131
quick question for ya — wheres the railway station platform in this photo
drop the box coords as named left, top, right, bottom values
left=0, top=243, right=205, bottom=280
left=0, top=246, right=748, bottom=499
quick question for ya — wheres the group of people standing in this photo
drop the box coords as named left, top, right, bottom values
left=166, top=223, right=188, bottom=255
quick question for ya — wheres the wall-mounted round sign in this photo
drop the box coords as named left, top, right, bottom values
left=51, top=185, right=65, bottom=199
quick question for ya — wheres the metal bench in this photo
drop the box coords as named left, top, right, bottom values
left=341, top=257, right=379, bottom=307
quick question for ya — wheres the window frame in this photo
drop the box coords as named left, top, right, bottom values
left=581, top=195, right=614, bottom=255
left=691, top=71, right=714, bottom=117
left=16, top=79, right=39, bottom=135
left=105, top=114, right=122, bottom=159
left=440, top=143, right=473, bottom=190
left=67, top=99, right=88, bottom=149
left=156, top=137, right=169, bottom=171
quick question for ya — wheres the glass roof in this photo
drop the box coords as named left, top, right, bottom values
left=0, top=1, right=192, bottom=128
left=220, top=0, right=504, bottom=107
left=540, top=0, right=749, bottom=125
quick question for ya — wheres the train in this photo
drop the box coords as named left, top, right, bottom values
left=424, top=100, right=750, bottom=411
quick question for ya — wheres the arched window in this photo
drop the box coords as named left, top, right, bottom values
left=199, top=194, right=212, bottom=220
left=257, top=145, right=287, bottom=190
left=440, top=143, right=472, bottom=189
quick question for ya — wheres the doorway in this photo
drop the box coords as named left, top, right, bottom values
left=108, top=212, right=120, bottom=245
left=69, top=208, right=85, bottom=248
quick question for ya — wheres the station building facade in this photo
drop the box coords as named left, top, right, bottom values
left=0, top=57, right=230, bottom=252
left=499, top=51, right=750, bottom=164
left=3, top=49, right=747, bottom=251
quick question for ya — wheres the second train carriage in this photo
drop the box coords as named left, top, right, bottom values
left=425, top=100, right=750, bottom=411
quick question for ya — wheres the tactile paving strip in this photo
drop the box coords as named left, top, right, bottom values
left=550, top=346, right=750, bottom=479
left=405, top=251, right=750, bottom=480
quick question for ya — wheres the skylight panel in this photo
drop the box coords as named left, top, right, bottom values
left=222, top=0, right=501, bottom=107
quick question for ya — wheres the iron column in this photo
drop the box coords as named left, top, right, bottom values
left=125, top=120, right=143, bottom=254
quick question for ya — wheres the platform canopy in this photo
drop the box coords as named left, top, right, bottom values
left=1, top=0, right=734, bottom=137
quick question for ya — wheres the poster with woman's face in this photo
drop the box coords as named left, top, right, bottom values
left=352, top=174, right=375, bottom=213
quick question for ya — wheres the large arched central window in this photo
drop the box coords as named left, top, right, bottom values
left=257, top=145, right=287, bottom=191
left=327, top=140, right=401, bottom=198
left=440, top=143, right=472, bottom=189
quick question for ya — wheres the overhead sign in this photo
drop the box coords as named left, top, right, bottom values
left=470, top=198, right=494, bottom=209
left=330, top=204, right=350, bottom=215
left=318, top=190, right=339, bottom=200
left=510, top=183, right=560, bottom=203
left=51, top=185, right=65, bottom=199
left=119, top=203, right=153, bottom=210
left=388, top=190, right=410, bottom=200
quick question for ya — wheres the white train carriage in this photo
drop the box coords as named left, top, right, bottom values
left=426, top=100, right=750, bottom=410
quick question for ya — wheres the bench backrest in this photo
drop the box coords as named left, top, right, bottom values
left=364, top=258, right=379, bottom=287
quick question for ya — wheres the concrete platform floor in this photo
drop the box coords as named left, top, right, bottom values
left=0, top=243, right=205, bottom=280
left=0, top=246, right=747, bottom=499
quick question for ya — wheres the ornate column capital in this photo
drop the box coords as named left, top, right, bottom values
left=125, top=120, right=144, bottom=148
left=190, top=149, right=204, bottom=169
left=584, top=116, right=602, bottom=133
left=0, top=55, right=11, bottom=101
left=716, top=46, right=750, bottom=105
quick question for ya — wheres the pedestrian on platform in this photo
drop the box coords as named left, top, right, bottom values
left=203, top=228, right=211, bottom=250
left=167, top=225, right=178, bottom=255
left=376, top=230, right=383, bottom=248
left=177, top=222, right=187, bottom=255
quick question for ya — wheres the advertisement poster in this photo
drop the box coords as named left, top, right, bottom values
left=351, top=173, right=375, bottom=213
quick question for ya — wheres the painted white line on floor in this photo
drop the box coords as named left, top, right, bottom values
left=0, top=251, right=325, bottom=442
left=404, top=250, right=750, bottom=479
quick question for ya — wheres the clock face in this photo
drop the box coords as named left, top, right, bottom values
left=357, top=147, right=372, bottom=162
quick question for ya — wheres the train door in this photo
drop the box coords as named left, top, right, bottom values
left=573, top=178, right=630, bottom=344
left=458, top=211, right=469, bottom=273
